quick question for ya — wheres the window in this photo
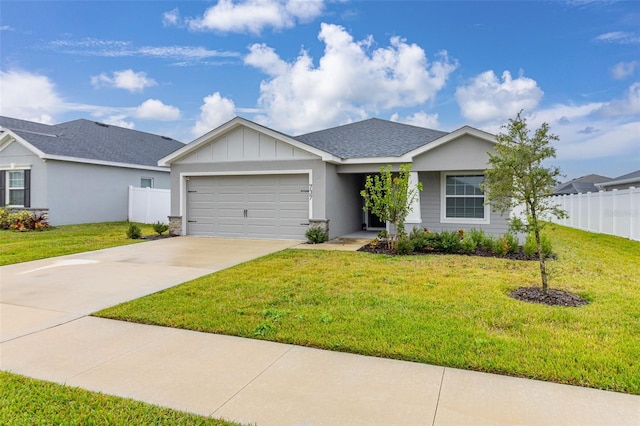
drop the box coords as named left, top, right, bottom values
left=441, top=173, right=489, bottom=224
left=140, top=177, right=154, bottom=188
left=8, top=170, right=25, bottom=206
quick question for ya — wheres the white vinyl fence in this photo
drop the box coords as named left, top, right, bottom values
left=549, top=187, right=640, bottom=241
left=128, top=186, right=170, bottom=224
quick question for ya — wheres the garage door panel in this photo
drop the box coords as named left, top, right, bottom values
left=187, top=174, right=309, bottom=239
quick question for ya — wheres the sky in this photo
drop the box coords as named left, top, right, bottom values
left=0, top=0, right=638, bottom=180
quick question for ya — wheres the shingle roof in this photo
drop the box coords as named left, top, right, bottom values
left=554, top=174, right=612, bottom=194
left=0, top=116, right=184, bottom=168
left=293, top=118, right=448, bottom=159
left=612, top=169, right=640, bottom=181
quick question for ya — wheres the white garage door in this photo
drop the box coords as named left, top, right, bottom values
left=186, top=174, right=310, bottom=239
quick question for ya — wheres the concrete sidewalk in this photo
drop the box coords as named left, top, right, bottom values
left=2, top=317, right=638, bottom=425
left=1, top=237, right=639, bottom=425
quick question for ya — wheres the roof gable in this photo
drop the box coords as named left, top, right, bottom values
left=0, top=116, right=184, bottom=168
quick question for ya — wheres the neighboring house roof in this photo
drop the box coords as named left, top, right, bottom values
left=160, top=116, right=495, bottom=166
left=597, top=169, right=640, bottom=189
left=554, top=174, right=612, bottom=195
left=0, top=116, right=184, bottom=170
left=293, top=118, right=448, bottom=159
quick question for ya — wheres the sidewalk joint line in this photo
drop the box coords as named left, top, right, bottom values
left=210, top=344, right=295, bottom=417
left=432, top=367, right=446, bottom=426
left=0, top=314, right=86, bottom=344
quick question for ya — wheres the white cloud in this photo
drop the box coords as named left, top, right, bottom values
left=49, top=38, right=240, bottom=63
left=192, top=92, right=237, bottom=137
left=390, top=111, right=439, bottom=129
left=187, top=0, right=325, bottom=34
left=594, top=31, right=640, bottom=45
left=599, top=82, right=640, bottom=116
left=91, top=69, right=157, bottom=92
left=612, top=61, right=638, bottom=80
left=245, top=23, right=457, bottom=134
left=455, top=70, right=543, bottom=123
left=135, top=99, right=181, bottom=120
left=163, top=8, right=180, bottom=27
left=0, top=69, right=62, bottom=123
left=0, top=25, right=14, bottom=31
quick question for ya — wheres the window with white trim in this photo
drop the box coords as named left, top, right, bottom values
left=8, top=170, right=25, bottom=206
left=140, top=177, right=154, bottom=188
left=441, top=173, right=489, bottom=223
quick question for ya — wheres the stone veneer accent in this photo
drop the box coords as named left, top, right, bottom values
left=168, top=216, right=182, bottom=236
left=308, top=219, right=329, bottom=235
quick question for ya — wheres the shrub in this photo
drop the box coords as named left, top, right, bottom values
left=468, top=228, right=487, bottom=249
left=460, top=235, right=478, bottom=253
left=396, top=235, right=414, bottom=255
left=503, top=233, right=519, bottom=254
left=305, top=226, right=328, bottom=244
left=437, top=230, right=462, bottom=253
left=0, top=208, right=49, bottom=231
left=494, top=236, right=508, bottom=256
left=408, top=227, right=430, bottom=251
left=524, top=233, right=553, bottom=258
left=126, top=223, right=142, bottom=239
left=152, top=222, right=169, bottom=236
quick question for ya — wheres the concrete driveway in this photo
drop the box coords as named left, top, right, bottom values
left=0, top=237, right=299, bottom=342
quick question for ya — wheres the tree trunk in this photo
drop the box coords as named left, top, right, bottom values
left=534, top=227, right=548, bottom=293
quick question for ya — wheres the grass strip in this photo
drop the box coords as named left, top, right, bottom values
left=96, top=225, right=640, bottom=394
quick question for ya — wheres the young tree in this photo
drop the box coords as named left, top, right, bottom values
left=483, top=111, right=566, bottom=293
left=361, top=164, right=422, bottom=249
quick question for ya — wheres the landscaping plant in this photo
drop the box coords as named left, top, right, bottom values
left=305, top=226, right=329, bottom=244
left=126, top=223, right=143, bottom=239
left=483, top=111, right=567, bottom=294
left=360, top=164, right=422, bottom=250
left=152, top=221, right=169, bottom=236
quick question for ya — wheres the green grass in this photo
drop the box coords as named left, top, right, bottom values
left=0, top=372, right=238, bottom=425
left=0, top=222, right=155, bottom=266
left=96, top=225, right=640, bottom=395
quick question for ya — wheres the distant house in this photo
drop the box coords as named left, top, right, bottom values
left=597, top=170, right=640, bottom=191
left=0, top=116, right=184, bottom=225
left=161, top=116, right=510, bottom=240
left=553, top=174, right=612, bottom=195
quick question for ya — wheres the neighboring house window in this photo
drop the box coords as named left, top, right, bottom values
left=441, top=173, right=489, bottom=224
left=1, top=169, right=30, bottom=208
left=140, top=177, right=154, bottom=188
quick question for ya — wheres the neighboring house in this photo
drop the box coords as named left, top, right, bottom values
left=160, top=117, right=509, bottom=240
left=0, top=116, right=184, bottom=225
left=597, top=169, right=640, bottom=191
left=553, top=174, right=611, bottom=195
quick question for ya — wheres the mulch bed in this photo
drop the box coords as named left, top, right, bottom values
left=509, top=287, right=589, bottom=307
left=357, top=240, right=540, bottom=261
left=141, top=234, right=172, bottom=241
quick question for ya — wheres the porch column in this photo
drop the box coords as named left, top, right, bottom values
left=405, top=171, right=422, bottom=227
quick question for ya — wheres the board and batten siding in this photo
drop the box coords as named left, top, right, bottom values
left=177, top=126, right=318, bottom=164
left=418, top=171, right=508, bottom=236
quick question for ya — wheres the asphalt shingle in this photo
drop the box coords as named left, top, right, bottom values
left=0, top=116, right=184, bottom=167
left=293, top=118, right=448, bottom=159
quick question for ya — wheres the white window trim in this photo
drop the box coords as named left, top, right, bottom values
left=440, top=171, right=490, bottom=225
left=6, top=169, right=25, bottom=207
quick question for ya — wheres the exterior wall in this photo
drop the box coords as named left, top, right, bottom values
left=412, top=135, right=494, bottom=171
left=46, top=160, right=170, bottom=225
left=0, top=140, right=48, bottom=209
left=601, top=181, right=640, bottom=191
left=325, top=163, right=363, bottom=238
left=418, top=171, right=509, bottom=236
left=169, top=159, right=328, bottom=222
left=178, top=126, right=317, bottom=163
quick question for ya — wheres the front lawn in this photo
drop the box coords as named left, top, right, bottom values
left=0, top=222, right=155, bottom=266
left=0, top=372, right=238, bottom=425
left=96, top=225, right=640, bottom=394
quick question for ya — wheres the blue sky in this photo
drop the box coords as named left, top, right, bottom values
left=1, top=0, right=638, bottom=180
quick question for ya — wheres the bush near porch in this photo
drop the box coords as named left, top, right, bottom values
left=96, top=225, right=640, bottom=395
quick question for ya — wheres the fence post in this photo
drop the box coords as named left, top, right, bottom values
left=128, top=186, right=133, bottom=222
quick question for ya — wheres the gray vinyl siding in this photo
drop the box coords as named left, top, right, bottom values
left=325, top=164, right=363, bottom=238
left=418, top=171, right=508, bottom=236
left=46, top=160, right=170, bottom=225
left=0, top=140, right=48, bottom=209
